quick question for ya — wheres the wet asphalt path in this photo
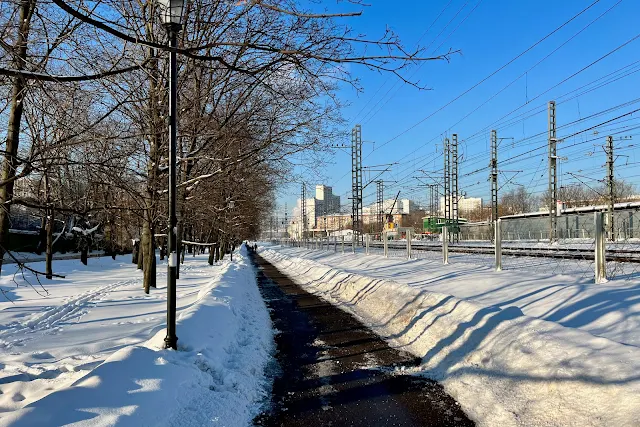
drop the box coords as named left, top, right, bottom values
left=251, top=254, right=474, bottom=427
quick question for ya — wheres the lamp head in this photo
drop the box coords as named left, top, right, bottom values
left=158, top=0, right=184, bottom=29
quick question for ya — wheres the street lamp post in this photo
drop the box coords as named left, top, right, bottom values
left=159, top=0, right=184, bottom=351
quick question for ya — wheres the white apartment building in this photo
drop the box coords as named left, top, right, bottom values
left=367, top=198, right=417, bottom=215
left=439, top=196, right=483, bottom=217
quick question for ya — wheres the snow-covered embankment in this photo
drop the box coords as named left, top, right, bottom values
left=260, top=247, right=640, bottom=427
left=3, top=246, right=273, bottom=427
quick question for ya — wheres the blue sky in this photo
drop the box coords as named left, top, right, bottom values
left=276, top=0, right=640, bottom=217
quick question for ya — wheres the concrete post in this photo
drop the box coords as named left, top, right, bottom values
left=365, top=234, right=370, bottom=255
left=443, top=226, right=449, bottom=265
left=341, top=235, right=345, bottom=254
left=495, top=219, right=502, bottom=271
left=383, top=232, right=389, bottom=258
left=595, top=212, right=607, bottom=283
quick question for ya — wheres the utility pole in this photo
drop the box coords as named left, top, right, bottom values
left=606, top=135, right=615, bottom=241
left=548, top=101, right=558, bottom=242
left=351, top=124, right=363, bottom=247
left=443, top=138, right=450, bottom=227
left=376, top=180, right=384, bottom=233
left=490, top=130, right=498, bottom=224
left=301, top=183, right=307, bottom=241
left=451, top=134, right=459, bottom=242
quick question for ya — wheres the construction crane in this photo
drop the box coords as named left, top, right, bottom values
left=383, top=191, right=401, bottom=232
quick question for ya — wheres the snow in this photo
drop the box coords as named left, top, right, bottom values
left=260, top=244, right=640, bottom=427
left=0, top=245, right=273, bottom=426
left=2, top=251, right=106, bottom=264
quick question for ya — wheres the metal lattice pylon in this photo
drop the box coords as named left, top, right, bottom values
left=443, top=138, right=451, bottom=226
left=606, top=135, right=615, bottom=241
left=548, top=100, right=557, bottom=242
left=491, top=130, right=498, bottom=223
left=452, top=134, right=459, bottom=241
left=376, top=180, right=384, bottom=232
left=351, top=125, right=363, bottom=245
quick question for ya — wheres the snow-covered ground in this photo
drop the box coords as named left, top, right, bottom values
left=2, top=251, right=106, bottom=264
left=260, top=244, right=640, bottom=427
left=0, top=246, right=273, bottom=426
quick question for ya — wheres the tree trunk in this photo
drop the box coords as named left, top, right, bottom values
left=141, top=219, right=156, bottom=292
left=80, top=237, right=88, bottom=265
left=0, top=0, right=34, bottom=276
left=141, top=32, right=161, bottom=292
left=137, top=236, right=144, bottom=270
left=150, top=235, right=156, bottom=288
left=35, top=216, right=46, bottom=255
left=132, top=240, right=140, bottom=264
left=176, top=216, right=182, bottom=279
left=45, top=208, right=54, bottom=279
left=208, top=245, right=214, bottom=265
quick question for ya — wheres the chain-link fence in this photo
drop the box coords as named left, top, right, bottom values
left=499, top=213, right=596, bottom=280
left=459, top=223, right=493, bottom=243
left=410, top=236, right=442, bottom=261
left=366, top=234, right=385, bottom=257
left=606, top=208, right=640, bottom=279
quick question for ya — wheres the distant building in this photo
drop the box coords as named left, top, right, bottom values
left=289, top=184, right=341, bottom=238
left=367, top=198, right=417, bottom=215
left=316, top=213, right=409, bottom=235
left=439, top=196, right=483, bottom=217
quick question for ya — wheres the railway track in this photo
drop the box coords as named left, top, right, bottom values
left=362, top=242, right=640, bottom=263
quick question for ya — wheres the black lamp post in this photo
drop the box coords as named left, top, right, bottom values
left=159, top=0, right=184, bottom=351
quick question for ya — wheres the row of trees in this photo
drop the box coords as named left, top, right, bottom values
left=0, top=1, right=447, bottom=291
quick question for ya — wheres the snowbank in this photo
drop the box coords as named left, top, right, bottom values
left=2, top=246, right=273, bottom=427
left=261, top=247, right=640, bottom=427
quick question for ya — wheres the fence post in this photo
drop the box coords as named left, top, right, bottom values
left=365, top=234, right=370, bottom=255
left=595, top=212, right=606, bottom=283
left=352, top=234, right=356, bottom=254
left=407, top=230, right=412, bottom=259
left=442, top=226, right=449, bottom=265
left=341, top=235, right=345, bottom=253
left=383, top=232, right=388, bottom=258
left=495, top=219, right=502, bottom=271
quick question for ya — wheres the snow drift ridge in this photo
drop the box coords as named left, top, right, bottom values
left=261, top=248, right=640, bottom=427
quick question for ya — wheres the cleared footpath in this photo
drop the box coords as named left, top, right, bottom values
left=252, top=254, right=473, bottom=427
